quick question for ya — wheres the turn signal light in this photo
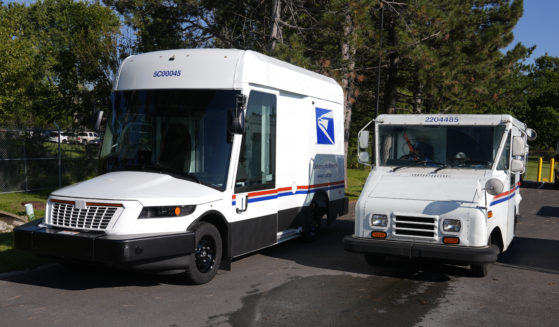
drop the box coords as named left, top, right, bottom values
left=443, top=237, right=460, bottom=244
left=487, top=211, right=493, bottom=218
left=371, top=231, right=387, bottom=239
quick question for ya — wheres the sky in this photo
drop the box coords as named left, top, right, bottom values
left=504, top=0, right=559, bottom=64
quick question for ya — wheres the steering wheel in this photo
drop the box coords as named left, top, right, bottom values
left=399, top=152, right=424, bottom=161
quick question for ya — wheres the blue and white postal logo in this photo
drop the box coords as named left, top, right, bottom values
left=315, top=107, right=335, bottom=145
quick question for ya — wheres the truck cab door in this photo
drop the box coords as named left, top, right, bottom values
left=231, top=91, right=278, bottom=257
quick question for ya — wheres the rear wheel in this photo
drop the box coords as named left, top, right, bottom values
left=303, top=196, right=326, bottom=242
left=184, top=222, right=222, bottom=285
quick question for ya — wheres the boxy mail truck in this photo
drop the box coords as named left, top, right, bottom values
left=14, top=49, right=348, bottom=284
left=343, top=114, right=535, bottom=276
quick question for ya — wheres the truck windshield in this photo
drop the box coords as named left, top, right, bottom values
left=378, top=125, right=507, bottom=169
left=100, top=89, right=238, bottom=190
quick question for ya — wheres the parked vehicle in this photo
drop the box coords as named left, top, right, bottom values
left=77, top=131, right=99, bottom=144
left=14, top=49, right=348, bottom=284
left=343, top=114, right=536, bottom=277
left=47, top=131, right=69, bottom=144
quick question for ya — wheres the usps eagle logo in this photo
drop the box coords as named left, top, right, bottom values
left=315, top=108, right=335, bottom=145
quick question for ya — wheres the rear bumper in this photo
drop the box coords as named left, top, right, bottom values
left=343, top=235, right=499, bottom=264
left=14, top=219, right=195, bottom=270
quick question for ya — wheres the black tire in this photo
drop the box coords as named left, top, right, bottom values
left=184, top=222, right=222, bottom=285
left=302, top=197, right=325, bottom=242
left=364, top=254, right=385, bottom=266
left=470, top=263, right=487, bottom=277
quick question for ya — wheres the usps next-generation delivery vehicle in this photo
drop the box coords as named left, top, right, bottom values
left=14, top=49, right=348, bottom=284
left=343, top=114, right=536, bottom=276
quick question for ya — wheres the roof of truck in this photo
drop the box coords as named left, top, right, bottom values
left=114, top=49, right=343, bottom=103
left=376, top=114, right=527, bottom=130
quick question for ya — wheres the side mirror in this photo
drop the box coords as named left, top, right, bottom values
left=511, top=159, right=525, bottom=173
left=526, top=128, right=537, bottom=141
left=358, top=130, right=369, bottom=149
left=93, top=110, right=104, bottom=132
left=230, top=94, right=246, bottom=134
left=484, top=178, right=504, bottom=196
left=512, top=136, right=526, bottom=156
left=358, top=151, right=370, bottom=164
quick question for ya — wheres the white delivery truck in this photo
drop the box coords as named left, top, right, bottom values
left=343, top=114, right=536, bottom=276
left=14, top=49, right=348, bottom=284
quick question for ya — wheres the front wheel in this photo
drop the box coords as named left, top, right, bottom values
left=470, top=263, right=487, bottom=277
left=184, top=222, right=222, bottom=285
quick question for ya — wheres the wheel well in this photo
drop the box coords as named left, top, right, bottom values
left=312, top=191, right=329, bottom=210
left=191, top=211, right=229, bottom=260
left=490, top=227, right=504, bottom=252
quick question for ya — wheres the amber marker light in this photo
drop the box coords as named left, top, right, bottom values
left=371, top=231, right=387, bottom=239
left=443, top=237, right=460, bottom=244
left=174, top=206, right=181, bottom=216
left=487, top=211, right=493, bottom=218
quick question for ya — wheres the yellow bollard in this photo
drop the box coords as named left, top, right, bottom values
left=551, top=158, right=556, bottom=183
left=537, top=157, right=543, bottom=182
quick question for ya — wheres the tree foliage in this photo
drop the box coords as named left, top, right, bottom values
left=2, top=0, right=558, bottom=152
left=0, top=0, right=120, bottom=128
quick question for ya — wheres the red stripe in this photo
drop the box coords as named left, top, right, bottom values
left=248, top=189, right=278, bottom=197
left=493, top=184, right=519, bottom=200
left=238, top=180, right=346, bottom=198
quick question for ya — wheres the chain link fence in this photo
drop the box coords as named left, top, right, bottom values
left=0, top=127, right=100, bottom=193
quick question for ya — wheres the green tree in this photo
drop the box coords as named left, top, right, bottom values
left=0, top=0, right=120, bottom=128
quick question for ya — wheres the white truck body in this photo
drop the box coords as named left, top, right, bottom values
left=344, top=114, right=535, bottom=276
left=15, top=49, right=348, bottom=284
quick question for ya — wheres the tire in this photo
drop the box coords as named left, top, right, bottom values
left=470, top=263, right=487, bottom=277
left=184, top=222, right=222, bottom=285
left=302, top=197, right=325, bottom=242
left=364, top=254, right=385, bottom=266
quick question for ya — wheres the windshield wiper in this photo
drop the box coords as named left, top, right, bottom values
left=392, top=161, right=445, bottom=172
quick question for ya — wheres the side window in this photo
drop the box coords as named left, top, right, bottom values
left=235, top=91, right=277, bottom=192
left=497, top=131, right=511, bottom=170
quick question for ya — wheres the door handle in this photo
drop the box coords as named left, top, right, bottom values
left=236, top=195, right=248, bottom=213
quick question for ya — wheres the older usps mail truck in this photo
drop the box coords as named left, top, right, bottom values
left=14, top=49, right=348, bottom=284
left=343, top=114, right=535, bottom=276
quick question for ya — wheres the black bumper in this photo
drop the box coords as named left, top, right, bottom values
left=14, top=219, right=196, bottom=270
left=343, top=235, right=499, bottom=265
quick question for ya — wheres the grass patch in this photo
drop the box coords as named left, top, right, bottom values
left=0, top=232, right=51, bottom=273
left=346, top=168, right=371, bottom=201
left=0, top=190, right=50, bottom=218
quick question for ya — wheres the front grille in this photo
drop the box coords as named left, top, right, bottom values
left=393, top=215, right=436, bottom=238
left=50, top=202, right=119, bottom=230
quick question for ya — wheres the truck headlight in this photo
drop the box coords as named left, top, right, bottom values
left=370, top=214, right=388, bottom=227
left=139, top=205, right=196, bottom=218
left=442, top=219, right=461, bottom=232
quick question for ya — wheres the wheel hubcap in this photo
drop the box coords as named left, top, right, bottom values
left=195, top=237, right=215, bottom=273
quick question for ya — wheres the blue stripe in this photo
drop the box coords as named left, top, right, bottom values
left=248, top=195, right=278, bottom=203
left=490, top=193, right=515, bottom=206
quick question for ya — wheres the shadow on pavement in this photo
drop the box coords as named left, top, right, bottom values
left=258, top=218, right=470, bottom=282
left=498, top=236, right=559, bottom=274
left=0, top=263, right=186, bottom=290
left=536, top=206, right=559, bottom=218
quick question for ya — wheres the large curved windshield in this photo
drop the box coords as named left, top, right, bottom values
left=100, top=89, right=238, bottom=190
left=378, top=125, right=507, bottom=169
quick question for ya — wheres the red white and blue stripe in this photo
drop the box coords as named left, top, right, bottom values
left=489, top=182, right=521, bottom=207
left=232, top=181, right=345, bottom=205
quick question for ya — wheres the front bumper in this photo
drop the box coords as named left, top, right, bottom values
left=14, top=219, right=196, bottom=270
left=343, top=235, right=499, bottom=264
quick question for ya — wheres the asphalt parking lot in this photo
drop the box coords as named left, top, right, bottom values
left=1, top=184, right=558, bottom=327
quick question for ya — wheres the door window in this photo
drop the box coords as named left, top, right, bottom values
left=235, top=91, right=277, bottom=192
